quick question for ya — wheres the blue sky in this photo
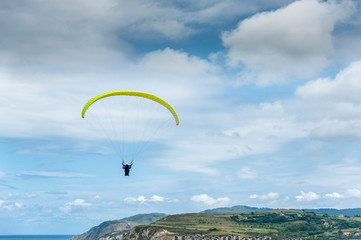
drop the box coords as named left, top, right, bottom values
left=1, top=0, right=361, bottom=235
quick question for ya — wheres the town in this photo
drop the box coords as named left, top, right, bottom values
left=173, top=234, right=303, bottom=240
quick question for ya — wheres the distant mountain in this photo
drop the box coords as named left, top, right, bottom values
left=301, top=208, right=361, bottom=216
left=121, top=213, right=167, bottom=225
left=69, top=213, right=166, bottom=240
left=201, top=205, right=277, bottom=214
left=202, top=205, right=361, bottom=216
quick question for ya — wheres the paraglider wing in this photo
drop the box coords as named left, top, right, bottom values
left=81, top=90, right=179, bottom=125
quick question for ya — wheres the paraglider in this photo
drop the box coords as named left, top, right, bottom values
left=82, top=90, right=179, bottom=176
left=82, top=90, right=179, bottom=125
left=122, top=160, right=133, bottom=176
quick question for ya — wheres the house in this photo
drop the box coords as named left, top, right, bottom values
left=343, top=231, right=352, bottom=237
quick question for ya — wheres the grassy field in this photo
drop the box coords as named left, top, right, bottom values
left=133, top=210, right=361, bottom=239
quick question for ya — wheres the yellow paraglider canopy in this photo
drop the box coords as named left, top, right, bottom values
left=81, top=90, right=179, bottom=125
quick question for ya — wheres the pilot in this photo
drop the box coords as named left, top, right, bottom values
left=122, top=160, right=133, bottom=176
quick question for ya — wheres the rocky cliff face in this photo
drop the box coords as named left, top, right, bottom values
left=69, top=213, right=167, bottom=240
left=97, top=230, right=128, bottom=240
left=70, top=222, right=133, bottom=240
left=124, top=226, right=173, bottom=240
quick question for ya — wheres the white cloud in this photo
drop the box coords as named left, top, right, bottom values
left=324, top=192, right=344, bottom=199
left=0, top=47, right=221, bottom=141
left=190, top=194, right=230, bottom=206
left=149, top=195, right=165, bottom=202
left=124, top=195, right=166, bottom=203
left=187, top=60, right=361, bottom=178
left=0, top=0, right=270, bottom=70
left=249, top=194, right=258, bottom=199
left=0, top=171, right=5, bottom=178
left=61, top=199, right=91, bottom=213
left=136, top=196, right=147, bottom=203
left=15, top=203, right=23, bottom=208
left=296, top=191, right=320, bottom=202
left=139, top=48, right=219, bottom=76
left=294, top=60, right=361, bottom=143
left=0, top=0, right=308, bottom=72
left=347, top=188, right=361, bottom=197
left=66, top=199, right=91, bottom=207
left=296, top=60, right=361, bottom=103
left=124, top=197, right=137, bottom=203
left=222, top=0, right=355, bottom=85
left=249, top=192, right=280, bottom=200
left=0, top=200, right=4, bottom=206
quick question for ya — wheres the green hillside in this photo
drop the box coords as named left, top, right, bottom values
left=202, top=205, right=361, bottom=216
left=202, top=205, right=277, bottom=214
left=133, top=210, right=361, bottom=239
left=122, top=213, right=167, bottom=225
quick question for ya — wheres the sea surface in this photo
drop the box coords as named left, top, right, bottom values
left=0, top=236, right=74, bottom=240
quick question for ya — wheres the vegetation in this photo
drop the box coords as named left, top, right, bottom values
left=202, top=205, right=361, bottom=216
left=122, top=213, right=167, bottom=225
left=136, top=210, right=361, bottom=239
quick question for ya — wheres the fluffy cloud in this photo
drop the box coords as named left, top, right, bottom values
left=292, top=60, right=361, bottom=143
left=66, top=199, right=91, bottom=207
left=0, top=0, right=294, bottom=70
left=124, top=195, right=166, bottom=203
left=190, top=194, right=230, bottom=206
left=324, top=192, right=344, bottom=199
left=0, top=47, right=221, bottom=140
left=249, top=192, right=280, bottom=200
left=296, top=191, right=320, bottom=202
left=60, top=198, right=91, bottom=213
left=149, top=195, right=165, bottom=202
left=296, top=60, right=361, bottom=103
left=222, top=0, right=355, bottom=84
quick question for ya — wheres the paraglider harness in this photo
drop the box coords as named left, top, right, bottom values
left=122, top=160, right=133, bottom=176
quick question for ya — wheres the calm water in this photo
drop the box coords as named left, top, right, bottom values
left=0, top=236, right=74, bottom=240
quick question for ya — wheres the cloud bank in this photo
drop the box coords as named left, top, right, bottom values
left=222, top=0, right=355, bottom=84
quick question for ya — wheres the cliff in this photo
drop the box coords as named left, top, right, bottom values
left=94, top=226, right=173, bottom=240
left=123, top=226, right=173, bottom=240
left=69, top=213, right=167, bottom=240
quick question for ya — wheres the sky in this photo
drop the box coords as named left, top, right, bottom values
left=1, top=0, right=361, bottom=235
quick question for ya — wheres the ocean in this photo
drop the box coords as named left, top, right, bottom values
left=0, top=236, right=74, bottom=240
